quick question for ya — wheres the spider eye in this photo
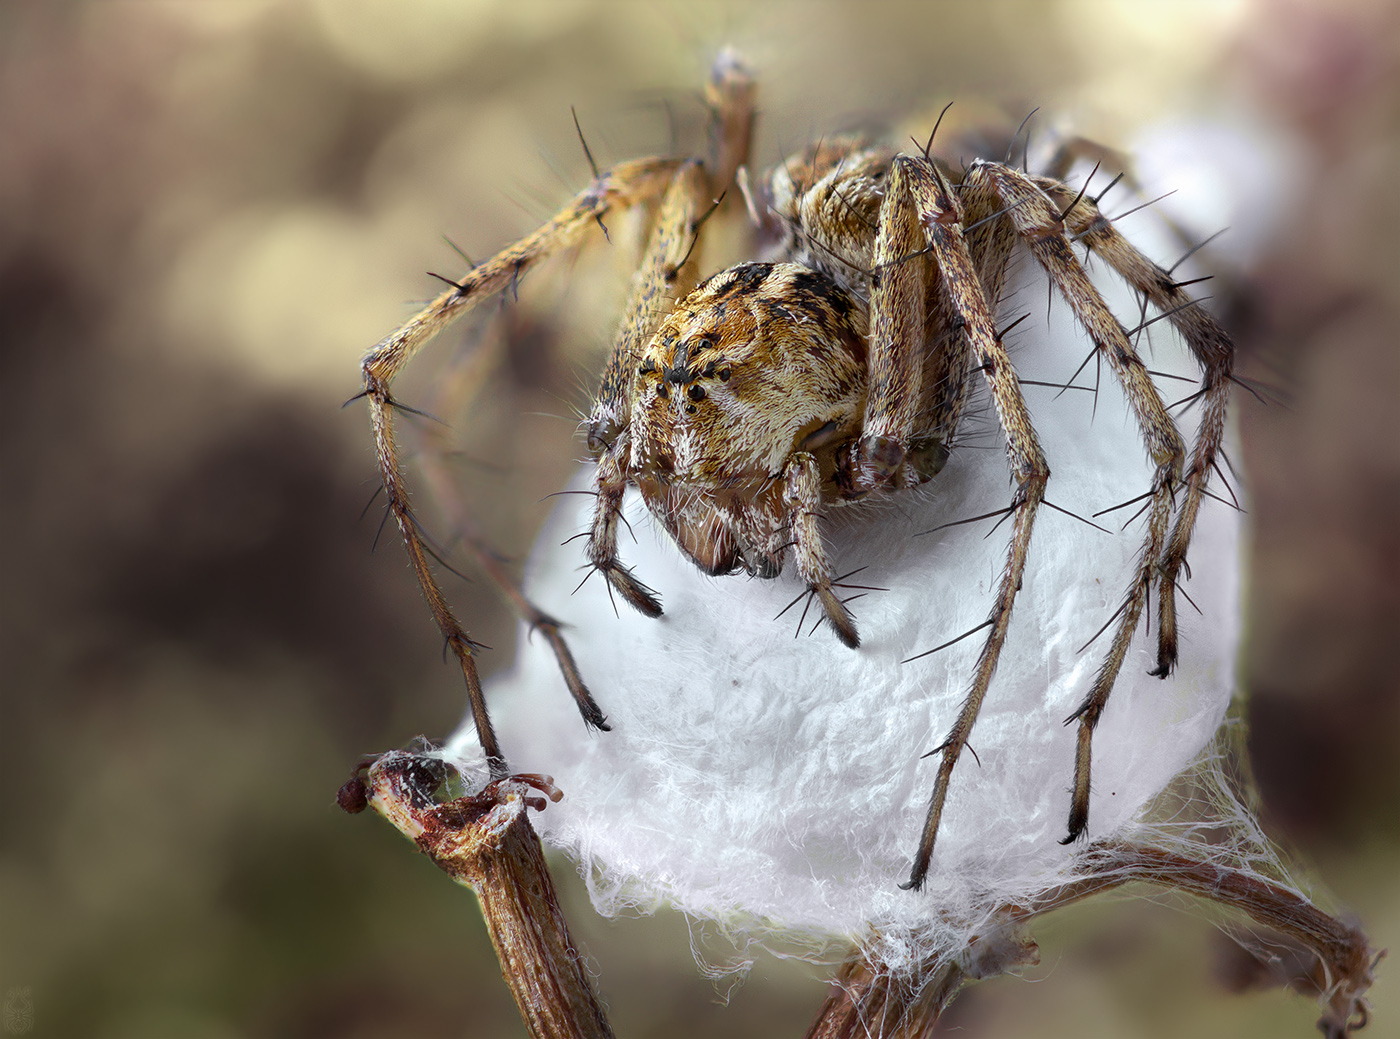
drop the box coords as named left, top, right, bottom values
left=718, top=367, right=731, bottom=382
left=685, top=404, right=697, bottom=414
left=687, top=384, right=706, bottom=402
left=656, top=383, right=669, bottom=399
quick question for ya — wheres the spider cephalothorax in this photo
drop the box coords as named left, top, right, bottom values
left=359, top=51, right=1234, bottom=889
left=619, top=262, right=871, bottom=628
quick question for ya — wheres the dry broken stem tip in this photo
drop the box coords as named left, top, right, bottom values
left=356, top=751, right=610, bottom=1039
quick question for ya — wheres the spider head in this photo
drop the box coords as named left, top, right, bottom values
left=614, top=262, right=868, bottom=581
left=627, top=261, right=868, bottom=491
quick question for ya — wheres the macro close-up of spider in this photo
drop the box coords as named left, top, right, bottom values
left=358, top=50, right=1233, bottom=892
left=8, top=3, right=1398, bottom=1036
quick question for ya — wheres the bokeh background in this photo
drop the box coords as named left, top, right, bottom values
left=1, top=1, right=1397, bottom=1037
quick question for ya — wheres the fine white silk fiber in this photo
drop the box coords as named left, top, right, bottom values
left=445, top=249, right=1242, bottom=967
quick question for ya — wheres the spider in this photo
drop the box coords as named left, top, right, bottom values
left=358, top=51, right=1234, bottom=891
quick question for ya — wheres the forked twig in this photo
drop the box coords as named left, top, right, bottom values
left=804, top=838, right=1377, bottom=1039
left=348, top=750, right=1378, bottom=1039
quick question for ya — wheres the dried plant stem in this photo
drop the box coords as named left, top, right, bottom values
left=358, top=751, right=614, bottom=1039
left=807, top=838, right=1378, bottom=1038
left=348, top=751, right=1377, bottom=1039
left=803, top=956, right=966, bottom=1039
left=1024, top=840, right=1379, bottom=1038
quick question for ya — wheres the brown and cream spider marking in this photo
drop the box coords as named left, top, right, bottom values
left=358, top=52, right=1234, bottom=891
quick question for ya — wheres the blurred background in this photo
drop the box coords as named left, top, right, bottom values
left=1, top=1, right=1396, bottom=1036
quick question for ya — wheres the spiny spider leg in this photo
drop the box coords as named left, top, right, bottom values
left=586, top=162, right=711, bottom=612
left=1033, top=177, right=1234, bottom=682
left=414, top=448, right=608, bottom=730
left=360, top=157, right=684, bottom=771
left=962, top=160, right=1188, bottom=844
left=893, top=155, right=1049, bottom=891
left=1042, top=136, right=1208, bottom=272
left=358, top=51, right=754, bottom=771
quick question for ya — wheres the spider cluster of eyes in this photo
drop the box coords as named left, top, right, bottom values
left=636, top=351, right=731, bottom=410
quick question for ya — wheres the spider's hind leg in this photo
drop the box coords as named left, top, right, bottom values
left=963, top=159, right=1192, bottom=845
left=1033, top=174, right=1235, bottom=682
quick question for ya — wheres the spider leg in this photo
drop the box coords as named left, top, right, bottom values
left=585, top=162, right=711, bottom=613
left=586, top=161, right=707, bottom=449
left=1033, top=176, right=1234, bottom=680
left=844, top=157, right=930, bottom=492
left=783, top=452, right=858, bottom=647
left=962, top=160, right=1188, bottom=844
left=877, top=156, right=1049, bottom=891
left=414, top=450, right=610, bottom=730
left=705, top=47, right=757, bottom=207
left=1039, top=139, right=1214, bottom=279
left=359, top=158, right=689, bottom=771
left=359, top=49, right=756, bottom=764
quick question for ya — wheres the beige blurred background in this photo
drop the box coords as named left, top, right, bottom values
left=1, top=1, right=1397, bottom=1036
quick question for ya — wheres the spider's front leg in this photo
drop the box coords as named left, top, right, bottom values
left=584, top=162, right=710, bottom=614
left=783, top=452, right=859, bottom=648
left=873, top=156, right=1051, bottom=891
left=360, top=51, right=756, bottom=768
left=360, top=157, right=688, bottom=770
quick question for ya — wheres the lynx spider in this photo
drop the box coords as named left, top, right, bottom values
left=358, top=52, right=1234, bottom=891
